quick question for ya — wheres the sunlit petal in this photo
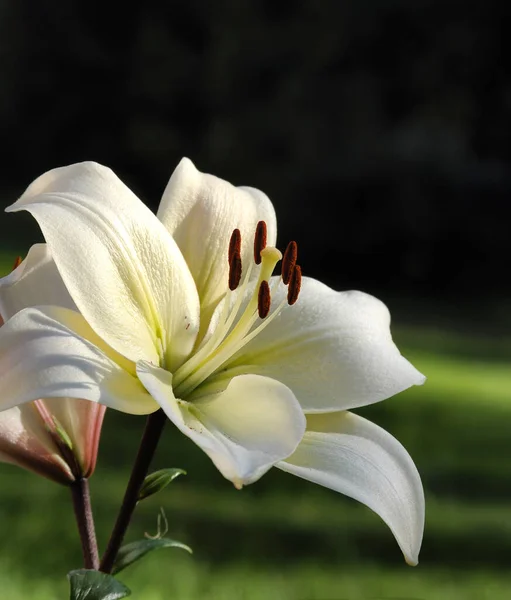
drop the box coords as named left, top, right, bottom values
left=221, top=277, right=425, bottom=411
left=0, top=243, right=75, bottom=320
left=7, top=162, right=200, bottom=368
left=137, top=360, right=305, bottom=487
left=157, top=158, right=277, bottom=320
left=277, top=411, right=424, bottom=565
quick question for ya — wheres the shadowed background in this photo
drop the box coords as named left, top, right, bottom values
left=1, top=1, right=510, bottom=599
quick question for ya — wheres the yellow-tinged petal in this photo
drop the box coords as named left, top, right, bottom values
left=219, top=277, right=425, bottom=412
left=7, top=162, right=200, bottom=369
left=137, top=360, right=305, bottom=487
left=0, top=243, right=75, bottom=320
left=157, top=158, right=277, bottom=322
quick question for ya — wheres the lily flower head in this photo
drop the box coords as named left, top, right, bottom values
left=0, top=159, right=425, bottom=564
left=0, top=253, right=106, bottom=484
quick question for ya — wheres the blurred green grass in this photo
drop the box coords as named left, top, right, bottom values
left=1, top=250, right=511, bottom=599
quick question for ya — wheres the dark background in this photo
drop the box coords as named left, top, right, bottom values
left=1, top=0, right=510, bottom=328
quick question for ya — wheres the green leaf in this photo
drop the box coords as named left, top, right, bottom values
left=138, top=468, right=186, bottom=501
left=67, top=569, right=131, bottom=600
left=112, top=538, right=192, bottom=575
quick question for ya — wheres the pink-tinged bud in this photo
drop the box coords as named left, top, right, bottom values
left=0, top=404, right=74, bottom=484
left=0, top=314, right=106, bottom=484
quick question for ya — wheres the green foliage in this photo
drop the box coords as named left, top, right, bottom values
left=67, top=570, right=130, bottom=600
left=113, top=538, right=192, bottom=576
left=138, top=468, right=186, bottom=502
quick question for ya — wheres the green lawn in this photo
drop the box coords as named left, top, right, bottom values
left=1, top=250, right=511, bottom=598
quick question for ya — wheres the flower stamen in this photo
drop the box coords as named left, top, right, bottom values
left=253, top=221, right=267, bottom=265
left=173, top=243, right=282, bottom=397
left=228, top=255, right=242, bottom=291
left=12, top=256, right=23, bottom=271
left=228, top=228, right=241, bottom=264
left=287, top=265, right=302, bottom=305
left=257, top=280, right=271, bottom=318
left=282, top=241, right=297, bottom=285
left=173, top=225, right=301, bottom=398
left=228, top=229, right=243, bottom=291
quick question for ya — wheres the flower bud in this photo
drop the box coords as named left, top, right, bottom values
left=0, top=397, right=105, bottom=485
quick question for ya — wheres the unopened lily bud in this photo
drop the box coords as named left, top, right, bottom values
left=0, top=397, right=106, bottom=485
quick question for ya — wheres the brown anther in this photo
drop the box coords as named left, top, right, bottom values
left=287, top=265, right=302, bottom=305
left=228, top=228, right=242, bottom=264
left=257, top=280, right=271, bottom=318
left=281, top=241, right=298, bottom=285
left=228, top=254, right=242, bottom=291
left=253, top=221, right=267, bottom=265
left=11, top=256, right=23, bottom=271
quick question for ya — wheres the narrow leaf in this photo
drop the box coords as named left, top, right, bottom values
left=68, top=569, right=131, bottom=600
left=138, top=468, right=186, bottom=501
left=112, top=538, right=192, bottom=575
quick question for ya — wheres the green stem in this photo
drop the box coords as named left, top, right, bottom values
left=70, top=478, right=100, bottom=570
left=99, top=409, right=167, bottom=573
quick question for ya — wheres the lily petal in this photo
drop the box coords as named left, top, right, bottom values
left=157, top=158, right=277, bottom=321
left=222, top=277, right=425, bottom=412
left=7, top=162, right=200, bottom=368
left=0, top=243, right=75, bottom=320
left=277, top=411, right=425, bottom=566
left=137, top=360, right=305, bottom=487
left=0, top=306, right=157, bottom=415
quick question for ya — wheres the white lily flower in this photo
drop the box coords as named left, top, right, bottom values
left=0, top=159, right=425, bottom=563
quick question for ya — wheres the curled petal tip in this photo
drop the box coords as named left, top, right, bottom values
left=277, top=412, right=424, bottom=564
left=411, top=367, right=427, bottom=387
left=405, top=554, right=419, bottom=567
left=172, top=157, right=200, bottom=181
left=178, top=156, right=197, bottom=169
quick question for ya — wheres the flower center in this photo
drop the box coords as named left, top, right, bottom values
left=172, top=221, right=301, bottom=399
